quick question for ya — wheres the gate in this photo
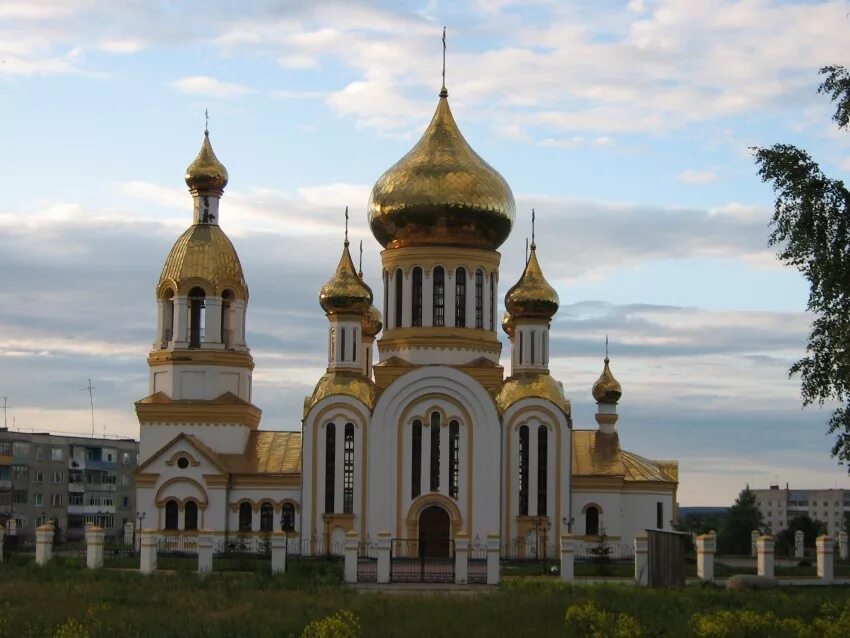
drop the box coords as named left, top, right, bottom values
left=647, top=529, right=687, bottom=587
left=468, top=536, right=487, bottom=584
left=357, top=540, right=378, bottom=582
left=390, top=539, right=454, bottom=583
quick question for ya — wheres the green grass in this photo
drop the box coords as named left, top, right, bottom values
left=0, top=564, right=848, bottom=637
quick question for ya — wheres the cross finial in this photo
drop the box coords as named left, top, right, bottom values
left=605, top=334, right=609, bottom=361
left=344, top=206, right=349, bottom=246
left=440, top=26, right=448, bottom=97
left=531, top=209, right=536, bottom=249
left=358, top=240, right=363, bottom=277
left=525, top=237, right=529, bottom=264
left=204, top=108, right=209, bottom=135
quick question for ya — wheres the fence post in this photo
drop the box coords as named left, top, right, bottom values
left=756, top=535, right=774, bottom=578
left=139, top=529, right=157, bottom=575
left=486, top=533, right=500, bottom=585
left=695, top=533, right=716, bottom=582
left=377, top=531, right=391, bottom=584
left=0, top=524, right=4, bottom=564
left=35, top=523, right=54, bottom=566
left=85, top=525, right=105, bottom=569
left=271, top=531, right=287, bottom=575
left=750, top=530, right=759, bottom=557
left=559, top=534, right=576, bottom=582
left=839, top=531, right=848, bottom=561
left=634, top=533, right=648, bottom=586
left=817, top=535, right=834, bottom=583
left=454, top=532, right=468, bottom=585
left=794, top=530, right=804, bottom=559
left=123, top=522, right=134, bottom=546
left=197, top=532, right=213, bottom=575
left=344, top=530, right=359, bottom=584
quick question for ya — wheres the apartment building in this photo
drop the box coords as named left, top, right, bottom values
left=753, top=484, right=850, bottom=537
left=0, top=430, right=138, bottom=541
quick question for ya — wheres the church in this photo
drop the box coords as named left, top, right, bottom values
left=133, top=71, right=679, bottom=560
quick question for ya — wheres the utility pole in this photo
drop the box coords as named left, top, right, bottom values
left=81, top=379, right=96, bottom=437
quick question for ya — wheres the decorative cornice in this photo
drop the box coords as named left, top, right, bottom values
left=147, top=349, right=255, bottom=370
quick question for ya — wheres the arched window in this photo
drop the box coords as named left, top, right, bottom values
left=429, top=411, right=441, bottom=491
left=184, top=501, right=198, bottom=530
left=411, top=419, right=422, bottom=499
left=489, top=273, right=495, bottom=331
left=164, top=499, right=179, bottom=530
left=537, top=426, right=548, bottom=516
left=329, top=327, right=335, bottom=362
left=383, top=270, right=389, bottom=324
left=455, top=267, right=466, bottom=327
left=162, top=289, right=175, bottom=345
left=394, top=269, right=403, bottom=328
left=475, top=270, right=484, bottom=328
left=586, top=506, right=600, bottom=536
left=239, top=502, right=253, bottom=531
left=340, top=328, right=346, bottom=362
left=519, top=332, right=524, bottom=365
left=518, top=426, right=529, bottom=516
left=281, top=503, right=295, bottom=532
left=351, top=328, right=357, bottom=362
left=411, top=267, right=423, bottom=327
left=433, top=267, right=445, bottom=326
left=188, top=286, right=206, bottom=348
left=343, top=423, right=354, bottom=514
left=449, top=420, right=460, bottom=499
left=325, top=423, right=336, bottom=513
left=531, top=330, right=536, bottom=365
left=656, top=502, right=664, bottom=529
left=221, top=289, right=234, bottom=347
left=260, top=502, right=274, bottom=532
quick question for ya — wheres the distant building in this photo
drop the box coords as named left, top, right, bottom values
left=753, top=484, right=850, bottom=537
left=0, top=430, right=139, bottom=540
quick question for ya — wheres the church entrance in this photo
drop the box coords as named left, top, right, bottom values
left=390, top=505, right=454, bottom=582
left=418, top=505, right=451, bottom=557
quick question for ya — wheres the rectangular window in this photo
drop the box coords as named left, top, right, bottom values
left=103, top=472, right=117, bottom=485
left=412, top=267, right=423, bottom=327
left=433, top=268, right=445, bottom=327
left=51, top=493, right=63, bottom=507
left=12, top=441, right=29, bottom=457
left=121, top=474, right=130, bottom=487
left=13, top=490, right=27, bottom=505
left=411, top=420, right=422, bottom=499
left=52, top=471, right=64, bottom=484
left=475, top=270, right=483, bottom=329
left=12, top=464, right=28, bottom=482
left=657, top=502, right=664, bottom=529
left=122, top=452, right=131, bottom=466
left=122, top=496, right=129, bottom=508
left=69, top=493, right=83, bottom=506
left=34, top=470, right=44, bottom=483
left=0, top=441, right=12, bottom=456
left=51, top=448, right=63, bottom=461
left=455, top=268, right=466, bottom=327
left=35, top=447, right=44, bottom=461
left=34, top=493, right=43, bottom=507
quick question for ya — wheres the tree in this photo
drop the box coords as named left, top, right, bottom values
left=589, top=526, right=613, bottom=576
left=717, top=486, right=764, bottom=554
left=753, top=66, right=850, bottom=468
left=775, top=515, right=827, bottom=557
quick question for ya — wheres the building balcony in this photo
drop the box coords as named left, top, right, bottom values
left=0, top=455, right=12, bottom=467
left=85, top=460, right=116, bottom=471
left=68, top=483, right=85, bottom=494
left=68, top=504, right=116, bottom=515
left=69, top=458, right=86, bottom=470
left=0, top=480, right=11, bottom=490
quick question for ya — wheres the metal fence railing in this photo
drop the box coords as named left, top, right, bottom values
left=714, top=554, right=757, bottom=578
left=468, top=536, right=488, bottom=584
left=52, top=543, right=87, bottom=568
left=212, top=539, right=271, bottom=573
left=356, top=540, right=377, bottom=582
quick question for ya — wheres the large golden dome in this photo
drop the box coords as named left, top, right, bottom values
left=368, top=90, right=515, bottom=250
left=319, top=241, right=373, bottom=316
left=158, top=224, right=247, bottom=298
left=362, top=304, right=383, bottom=338
left=504, top=245, right=559, bottom=320
left=185, top=131, right=229, bottom=193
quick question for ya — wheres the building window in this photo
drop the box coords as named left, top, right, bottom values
left=52, top=471, right=64, bottom=484
left=51, top=493, right=63, bottom=507
left=394, top=269, right=403, bottom=328
left=537, top=426, right=547, bottom=516
left=238, top=502, right=252, bottom=532
left=69, top=493, right=83, bottom=506
left=121, top=496, right=129, bottom=508
left=122, top=474, right=130, bottom=487
left=14, top=490, right=27, bottom=505
left=518, top=425, right=529, bottom=516
left=351, top=328, right=357, bottom=362
left=656, top=502, right=664, bottom=529
left=383, top=270, right=389, bottom=324
left=586, top=506, right=600, bottom=536
left=519, top=332, right=524, bottom=365
left=12, top=441, right=29, bottom=457
left=411, top=419, right=422, bottom=499
left=411, top=267, right=423, bottom=327
left=455, top=267, right=466, bottom=327
left=430, top=411, right=441, bottom=492
left=51, top=448, right=63, bottom=461
left=185, top=501, right=199, bottom=530
left=530, top=331, right=536, bottom=365
left=165, top=500, right=179, bottom=530
left=433, top=267, right=445, bottom=326
left=34, top=470, right=43, bottom=483
left=34, top=493, right=43, bottom=507
left=449, top=420, right=460, bottom=499
left=122, top=452, right=131, bottom=465
left=260, top=503, right=274, bottom=532
left=475, top=269, right=483, bottom=328
left=188, top=286, right=206, bottom=348
left=325, top=423, right=336, bottom=513
left=12, top=464, right=28, bottom=481
left=489, top=274, right=495, bottom=330
left=343, top=423, right=354, bottom=514
left=281, top=503, right=295, bottom=532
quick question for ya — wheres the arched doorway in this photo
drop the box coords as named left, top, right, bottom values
left=418, top=505, right=450, bottom=557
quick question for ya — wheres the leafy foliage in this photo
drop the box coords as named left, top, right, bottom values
left=717, top=486, right=763, bottom=554
left=565, top=601, right=645, bottom=638
left=753, top=65, right=850, bottom=467
left=775, top=516, right=826, bottom=557
left=588, top=527, right=613, bottom=576
left=301, top=610, right=360, bottom=638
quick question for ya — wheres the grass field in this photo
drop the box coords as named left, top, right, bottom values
left=0, top=563, right=849, bottom=637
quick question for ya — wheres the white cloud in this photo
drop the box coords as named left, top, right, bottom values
left=678, top=169, right=718, bottom=184
left=169, top=75, right=253, bottom=98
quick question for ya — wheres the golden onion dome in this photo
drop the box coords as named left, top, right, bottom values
left=362, top=304, right=383, bottom=338
left=367, top=90, right=515, bottom=250
left=306, top=370, right=378, bottom=415
left=501, top=310, right=515, bottom=338
left=186, top=131, right=229, bottom=193
left=504, top=245, right=559, bottom=320
left=496, top=372, right=570, bottom=416
left=592, top=356, right=622, bottom=404
left=319, top=241, right=373, bottom=315
left=158, top=224, right=247, bottom=298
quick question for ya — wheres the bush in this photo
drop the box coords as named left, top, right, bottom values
left=565, top=601, right=644, bottom=638
left=301, top=610, right=360, bottom=638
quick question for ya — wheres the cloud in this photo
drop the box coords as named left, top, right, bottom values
left=677, top=169, right=718, bottom=184
left=169, top=75, right=253, bottom=98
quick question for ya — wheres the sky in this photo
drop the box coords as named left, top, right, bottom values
left=1, top=0, right=850, bottom=506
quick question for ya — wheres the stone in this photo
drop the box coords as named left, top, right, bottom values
left=725, top=574, right=778, bottom=590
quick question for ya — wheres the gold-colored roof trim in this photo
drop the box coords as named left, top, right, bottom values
left=305, top=371, right=379, bottom=415
left=495, top=372, right=570, bottom=415
left=571, top=430, right=677, bottom=483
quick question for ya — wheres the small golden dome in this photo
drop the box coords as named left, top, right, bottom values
left=319, top=242, right=373, bottom=315
left=186, top=131, right=229, bottom=193
left=306, top=370, right=378, bottom=415
left=504, top=245, right=559, bottom=320
left=592, top=357, right=622, bottom=404
left=368, top=92, right=515, bottom=250
left=362, top=304, right=383, bottom=338
left=158, top=224, right=247, bottom=298
left=496, top=372, right=570, bottom=415
left=501, top=311, right=514, bottom=338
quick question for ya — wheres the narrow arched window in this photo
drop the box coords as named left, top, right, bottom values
left=531, top=330, right=536, bottom=365
left=221, top=289, right=234, bottom=347
left=184, top=501, right=198, bottom=530
left=433, top=267, right=445, bottom=326
left=475, top=270, right=483, bottom=328
left=586, top=506, right=600, bottom=536
left=489, top=273, right=495, bottom=331
left=260, top=502, right=274, bottom=532
left=455, top=267, right=466, bottom=327
left=281, top=503, right=295, bottom=532
left=394, top=269, right=403, bottom=328
left=351, top=328, right=357, bottom=362
left=164, top=500, right=178, bottom=530
left=411, top=419, right=422, bottom=499
left=543, top=332, right=548, bottom=365
left=411, top=267, right=423, bottom=327
left=449, top=420, right=460, bottom=499
left=430, top=411, right=441, bottom=491
left=239, top=502, right=252, bottom=532
left=656, top=502, right=664, bottom=529
left=537, top=426, right=548, bottom=516
left=519, top=332, right=524, bottom=365
left=325, top=424, right=336, bottom=513
left=383, top=270, right=389, bottom=324
left=343, top=423, right=354, bottom=514
left=188, top=286, right=206, bottom=348
left=329, top=327, right=335, bottom=362
left=162, top=289, right=175, bottom=346
left=518, top=426, right=529, bottom=516
left=340, top=328, right=346, bottom=362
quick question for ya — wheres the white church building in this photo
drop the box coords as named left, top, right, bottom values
left=134, top=76, right=679, bottom=561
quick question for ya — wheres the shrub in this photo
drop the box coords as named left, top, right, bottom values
left=565, top=601, right=644, bottom=638
left=302, top=610, right=360, bottom=638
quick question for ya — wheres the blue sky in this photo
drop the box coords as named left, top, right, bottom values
left=2, top=0, right=850, bottom=504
